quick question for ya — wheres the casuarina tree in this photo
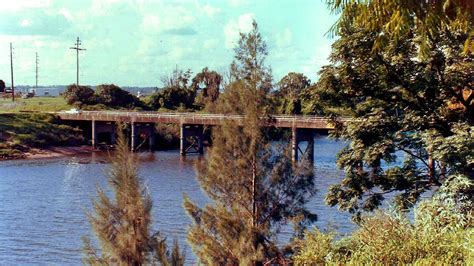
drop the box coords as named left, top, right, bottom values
left=82, top=127, right=184, bottom=265
left=184, top=20, right=317, bottom=265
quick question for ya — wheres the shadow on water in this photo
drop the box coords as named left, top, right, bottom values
left=0, top=135, right=354, bottom=264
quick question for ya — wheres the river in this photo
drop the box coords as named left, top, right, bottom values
left=0, top=136, right=354, bottom=265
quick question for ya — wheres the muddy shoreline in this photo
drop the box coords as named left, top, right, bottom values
left=0, top=146, right=98, bottom=161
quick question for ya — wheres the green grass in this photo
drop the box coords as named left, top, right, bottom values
left=0, top=113, right=82, bottom=159
left=0, top=96, right=71, bottom=113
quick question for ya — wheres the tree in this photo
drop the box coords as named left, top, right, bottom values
left=184, top=21, right=317, bottom=265
left=161, top=68, right=192, bottom=88
left=82, top=128, right=184, bottom=265
left=275, top=72, right=311, bottom=115
left=313, top=24, right=473, bottom=217
left=95, top=84, right=141, bottom=109
left=149, top=68, right=196, bottom=110
left=63, top=84, right=96, bottom=106
left=232, top=21, right=273, bottom=94
left=191, top=67, right=222, bottom=110
left=148, top=86, right=195, bottom=111
left=0, top=80, right=5, bottom=93
left=327, top=0, right=474, bottom=56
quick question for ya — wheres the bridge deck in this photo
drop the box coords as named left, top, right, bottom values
left=57, top=111, right=341, bottom=129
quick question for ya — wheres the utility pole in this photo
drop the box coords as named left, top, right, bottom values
left=35, top=52, right=39, bottom=93
left=69, top=37, right=86, bottom=86
left=10, top=43, right=14, bottom=102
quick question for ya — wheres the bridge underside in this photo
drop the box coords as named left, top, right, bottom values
left=64, top=115, right=332, bottom=163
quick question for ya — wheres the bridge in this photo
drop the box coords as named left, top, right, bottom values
left=58, top=111, right=345, bottom=163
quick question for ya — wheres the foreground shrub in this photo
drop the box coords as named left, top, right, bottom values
left=82, top=129, right=184, bottom=265
left=293, top=175, right=473, bottom=265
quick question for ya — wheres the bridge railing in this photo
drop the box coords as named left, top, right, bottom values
left=58, top=110, right=339, bottom=119
left=57, top=110, right=349, bottom=129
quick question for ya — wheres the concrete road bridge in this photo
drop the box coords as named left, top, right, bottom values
left=58, top=111, right=346, bottom=163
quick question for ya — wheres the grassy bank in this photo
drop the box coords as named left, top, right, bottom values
left=0, top=97, right=71, bottom=113
left=0, top=113, right=83, bottom=159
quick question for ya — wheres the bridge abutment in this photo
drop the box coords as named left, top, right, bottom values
left=180, top=124, right=204, bottom=156
left=291, top=127, right=315, bottom=164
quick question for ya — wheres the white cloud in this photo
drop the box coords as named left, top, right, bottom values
left=58, top=8, right=73, bottom=21
left=20, top=19, right=32, bottom=27
left=201, top=4, right=221, bottom=17
left=275, top=27, right=292, bottom=48
left=223, top=13, right=254, bottom=48
left=140, top=6, right=196, bottom=33
left=141, top=15, right=161, bottom=32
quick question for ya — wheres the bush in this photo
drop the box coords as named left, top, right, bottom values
left=62, top=85, right=96, bottom=106
left=149, top=86, right=195, bottom=110
left=293, top=175, right=474, bottom=265
left=95, top=84, right=141, bottom=108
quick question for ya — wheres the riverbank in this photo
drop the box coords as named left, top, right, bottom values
left=0, top=146, right=95, bottom=161
left=0, top=113, right=83, bottom=160
left=21, top=146, right=97, bottom=160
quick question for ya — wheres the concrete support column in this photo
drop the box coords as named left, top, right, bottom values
left=149, top=124, right=156, bottom=152
left=91, top=119, right=97, bottom=148
left=180, top=124, right=204, bottom=156
left=131, top=121, right=136, bottom=152
left=291, top=127, right=298, bottom=163
left=180, top=124, right=185, bottom=156
left=291, top=128, right=315, bottom=164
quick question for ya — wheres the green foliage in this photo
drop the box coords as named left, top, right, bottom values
left=232, top=20, right=273, bottom=94
left=62, top=84, right=96, bottom=106
left=0, top=79, right=5, bottom=92
left=149, top=86, right=195, bottom=111
left=327, top=0, right=474, bottom=56
left=82, top=129, right=184, bottom=265
left=314, top=23, right=474, bottom=215
left=63, top=84, right=144, bottom=110
left=191, top=67, right=222, bottom=111
left=149, top=68, right=196, bottom=111
left=0, top=113, right=82, bottom=159
left=274, top=72, right=311, bottom=115
left=184, top=21, right=317, bottom=265
left=293, top=175, right=473, bottom=264
left=95, top=84, right=141, bottom=109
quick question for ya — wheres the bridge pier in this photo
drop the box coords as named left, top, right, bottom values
left=131, top=122, right=156, bottom=152
left=91, top=119, right=97, bottom=148
left=180, top=124, right=204, bottom=156
left=91, top=120, right=118, bottom=149
left=291, top=128, right=315, bottom=164
left=131, top=122, right=136, bottom=152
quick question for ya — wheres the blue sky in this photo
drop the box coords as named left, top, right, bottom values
left=0, top=0, right=337, bottom=87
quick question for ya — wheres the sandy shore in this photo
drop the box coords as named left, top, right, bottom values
left=23, top=146, right=98, bottom=160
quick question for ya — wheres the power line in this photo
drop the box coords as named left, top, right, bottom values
left=69, top=37, right=86, bottom=86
